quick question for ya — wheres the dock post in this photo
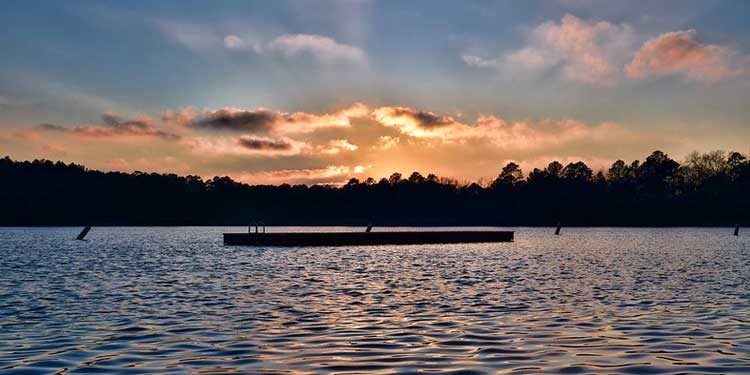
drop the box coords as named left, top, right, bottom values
left=554, top=223, right=561, bottom=235
left=76, top=226, right=91, bottom=240
left=735, top=225, right=740, bottom=236
left=366, top=223, right=373, bottom=233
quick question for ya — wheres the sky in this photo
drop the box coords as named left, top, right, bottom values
left=1, top=0, right=749, bottom=185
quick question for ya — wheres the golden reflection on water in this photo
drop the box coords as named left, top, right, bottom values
left=0, top=227, right=749, bottom=374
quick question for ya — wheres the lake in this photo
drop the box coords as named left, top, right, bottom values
left=1, top=227, right=749, bottom=374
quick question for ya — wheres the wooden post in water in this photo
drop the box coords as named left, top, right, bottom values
left=76, top=226, right=91, bottom=240
left=554, top=223, right=561, bottom=235
left=735, top=225, right=740, bottom=236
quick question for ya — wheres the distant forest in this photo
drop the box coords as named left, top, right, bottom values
left=1, top=150, right=749, bottom=226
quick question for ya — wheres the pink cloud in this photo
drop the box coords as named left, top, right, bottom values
left=501, top=14, right=635, bottom=86
left=626, top=30, right=747, bottom=82
left=37, top=113, right=180, bottom=140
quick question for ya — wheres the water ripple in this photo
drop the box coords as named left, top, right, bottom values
left=1, top=227, right=749, bottom=374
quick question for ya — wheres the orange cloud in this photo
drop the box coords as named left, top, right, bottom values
left=373, top=135, right=400, bottom=150
left=372, top=106, right=459, bottom=138
left=372, top=105, right=631, bottom=149
left=233, top=165, right=358, bottom=185
left=316, top=139, right=358, bottom=155
left=626, top=30, right=746, bottom=82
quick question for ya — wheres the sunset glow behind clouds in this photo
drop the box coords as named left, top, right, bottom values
left=1, top=1, right=749, bottom=184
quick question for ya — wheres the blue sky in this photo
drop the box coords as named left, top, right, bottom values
left=1, top=1, right=749, bottom=183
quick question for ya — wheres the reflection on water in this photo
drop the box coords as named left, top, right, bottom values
left=1, top=227, right=749, bottom=374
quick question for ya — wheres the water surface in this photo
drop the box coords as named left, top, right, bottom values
left=1, top=227, right=749, bottom=374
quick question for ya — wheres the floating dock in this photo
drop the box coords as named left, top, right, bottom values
left=223, top=230, right=514, bottom=246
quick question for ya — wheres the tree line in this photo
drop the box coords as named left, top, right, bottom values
left=1, top=150, right=749, bottom=226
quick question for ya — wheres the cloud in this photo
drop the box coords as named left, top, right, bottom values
left=317, top=139, right=359, bottom=155
left=497, top=14, right=635, bottom=86
left=353, top=165, right=371, bottom=174
left=223, top=35, right=244, bottom=49
left=189, top=109, right=279, bottom=132
left=41, top=144, right=66, bottom=156
left=37, top=123, right=68, bottom=132
left=374, top=135, right=400, bottom=151
left=372, top=106, right=458, bottom=138
left=626, top=30, right=747, bottom=82
left=233, top=165, right=357, bottom=185
left=237, top=136, right=294, bottom=151
left=372, top=105, right=632, bottom=150
left=184, top=135, right=359, bottom=157
left=36, top=113, right=180, bottom=140
left=183, top=135, right=307, bottom=157
left=268, top=34, right=366, bottom=65
left=223, top=34, right=263, bottom=53
left=157, top=18, right=366, bottom=66
left=473, top=116, right=630, bottom=151
left=461, top=55, right=501, bottom=69
left=178, top=103, right=369, bottom=134
left=161, top=108, right=199, bottom=128
left=104, top=158, right=130, bottom=171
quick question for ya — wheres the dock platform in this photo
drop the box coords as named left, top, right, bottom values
left=223, top=230, right=514, bottom=246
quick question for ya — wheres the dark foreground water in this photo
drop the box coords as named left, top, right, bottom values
left=1, top=227, right=749, bottom=374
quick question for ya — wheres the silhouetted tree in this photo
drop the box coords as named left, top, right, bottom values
left=408, top=172, right=426, bottom=184
left=493, top=162, right=524, bottom=187
left=1, top=150, right=749, bottom=226
left=388, top=172, right=402, bottom=185
left=562, top=161, right=593, bottom=182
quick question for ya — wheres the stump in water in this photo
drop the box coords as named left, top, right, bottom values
left=76, top=226, right=91, bottom=240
